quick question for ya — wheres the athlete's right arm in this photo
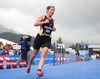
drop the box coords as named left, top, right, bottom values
left=34, top=15, right=49, bottom=26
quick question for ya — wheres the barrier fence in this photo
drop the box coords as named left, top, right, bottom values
left=0, top=54, right=80, bottom=69
left=0, top=56, right=27, bottom=69
left=53, top=43, right=81, bottom=65
left=0, top=43, right=82, bottom=69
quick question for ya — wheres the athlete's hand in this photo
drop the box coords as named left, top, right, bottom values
left=52, top=27, right=56, bottom=31
left=44, top=19, right=49, bottom=24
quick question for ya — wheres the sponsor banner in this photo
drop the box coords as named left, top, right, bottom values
left=4, top=56, right=11, bottom=61
left=0, top=56, right=4, bottom=61
left=56, top=56, right=60, bottom=62
left=35, top=58, right=53, bottom=61
left=34, top=53, right=56, bottom=65
left=19, top=60, right=27, bottom=67
left=0, top=61, right=3, bottom=69
left=9, top=56, right=19, bottom=61
left=6, top=60, right=17, bottom=68
left=56, top=56, right=66, bottom=62
left=79, top=50, right=89, bottom=57
left=11, top=60, right=17, bottom=68
left=63, top=57, right=66, bottom=61
left=0, top=56, right=19, bottom=61
left=6, top=60, right=11, bottom=68
left=57, top=44, right=65, bottom=48
left=13, top=45, right=21, bottom=49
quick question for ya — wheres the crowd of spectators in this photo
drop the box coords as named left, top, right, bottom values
left=0, top=43, right=21, bottom=56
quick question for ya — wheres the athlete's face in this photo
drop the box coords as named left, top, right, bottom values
left=47, top=7, right=55, bottom=16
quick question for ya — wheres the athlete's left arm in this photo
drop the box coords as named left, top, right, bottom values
left=52, top=19, right=56, bottom=32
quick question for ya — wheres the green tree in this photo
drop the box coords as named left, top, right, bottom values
left=69, top=44, right=75, bottom=49
left=68, top=42, right=85, bottom=51
left=56, top=37, right=63, bottom=44
left=55, top=37, right=66, bottom=54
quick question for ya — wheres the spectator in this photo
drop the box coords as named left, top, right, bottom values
left=6, top=49, right=9, bottom=55
left=9, top=49, right=14, bottom=56
left=76, top=50, right=80, bottom=61
left=19, top=36, right=28, bottom=61
left=14, top=50, right=17, bottom=55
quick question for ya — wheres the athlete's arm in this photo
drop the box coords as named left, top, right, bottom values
left=34, top=15, right=49, bottom=26
left=52, top=19, right=56, bottom=31
left=52, top=27, right=56, bottom=31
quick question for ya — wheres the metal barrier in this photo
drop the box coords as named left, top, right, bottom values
left=53, top=43, right=82, bottom=65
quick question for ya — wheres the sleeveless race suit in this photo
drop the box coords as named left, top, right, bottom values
left=34, top=15, right=54, bottom=50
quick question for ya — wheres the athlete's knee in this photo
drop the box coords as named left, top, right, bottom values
left=32, top=52, right=37, bottom=57
left=41, top=54, right=46, bottom=58
left=32, top=50, right=38, bottom=56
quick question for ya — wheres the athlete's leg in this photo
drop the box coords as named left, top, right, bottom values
left=27, top=49, right=38, bottom=73
left=28, top=49, right=38, bottom=68
left=38, top=47, right=49, bottom=70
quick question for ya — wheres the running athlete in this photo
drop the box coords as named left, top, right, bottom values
left=27, top=6, right=56, bottom=77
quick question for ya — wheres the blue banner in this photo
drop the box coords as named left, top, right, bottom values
left=79, top=43, right=89, bottom=46
left=9, top=56, right=19, bottom=61
left=79, top=50, right=89, bottom=57
left=0, top=50, right=4, bottom=54
left=34, top=53, right=57, bottom=65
